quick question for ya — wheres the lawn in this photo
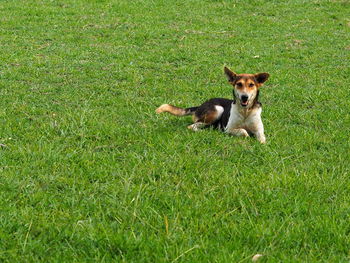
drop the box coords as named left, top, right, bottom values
left=0, top=0, right=349, bottom=262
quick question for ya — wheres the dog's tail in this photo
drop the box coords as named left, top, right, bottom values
left=155, top=104, right=198, bottom=116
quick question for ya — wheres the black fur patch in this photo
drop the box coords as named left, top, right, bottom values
left=193, top=98, right=233, bottom=130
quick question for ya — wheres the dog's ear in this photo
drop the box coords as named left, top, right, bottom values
left=224, top=67, right=237, bottom=83
left=254, top=73, right=270, bottom=84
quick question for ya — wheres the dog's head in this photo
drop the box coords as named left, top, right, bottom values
left=224, top=67, right=269, bottom=108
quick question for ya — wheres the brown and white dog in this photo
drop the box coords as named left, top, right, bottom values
left=156, top=67, right=270, bottom=143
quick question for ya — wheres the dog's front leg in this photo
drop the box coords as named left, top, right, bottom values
left=255, top=131, right=266, bottom=144
left=252, top=124, right=266, bottom=144
left=226, top=128, right=249, bottom=138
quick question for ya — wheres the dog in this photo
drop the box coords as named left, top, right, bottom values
left=156, top=67, right=270, bottom=143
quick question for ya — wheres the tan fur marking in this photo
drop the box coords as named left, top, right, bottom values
left=203, top=111, right=219, bottom=124
left=235, top=76, right=258, bottom=90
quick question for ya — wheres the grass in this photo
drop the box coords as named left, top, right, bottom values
left=0, top=0, right=349, bottom=262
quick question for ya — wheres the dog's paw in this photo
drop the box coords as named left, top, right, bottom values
left=258, top=138, right=266, bottom=144
left=227, top=128, right=249, bottom=137
left=256, top=133, right=266, bottom=144
left=187, top=123, right=203, bottom=131
left=241, top=129, right=250, bottom=137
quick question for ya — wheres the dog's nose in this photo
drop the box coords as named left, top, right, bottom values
left=241, top=95, right=248, bottom=102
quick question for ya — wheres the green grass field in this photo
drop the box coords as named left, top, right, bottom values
left=0, top=0, right=349, bottom=262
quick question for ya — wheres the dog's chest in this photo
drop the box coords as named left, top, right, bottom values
left=225, top=104, right=261, bottom=132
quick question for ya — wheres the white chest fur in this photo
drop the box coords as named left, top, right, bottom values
left=225, top=103, right=263, bottom=134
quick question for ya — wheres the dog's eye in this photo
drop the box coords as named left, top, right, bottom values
left=249, top=83, right=255, bottom=87
left=236, top=83, right=243, bottom=87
